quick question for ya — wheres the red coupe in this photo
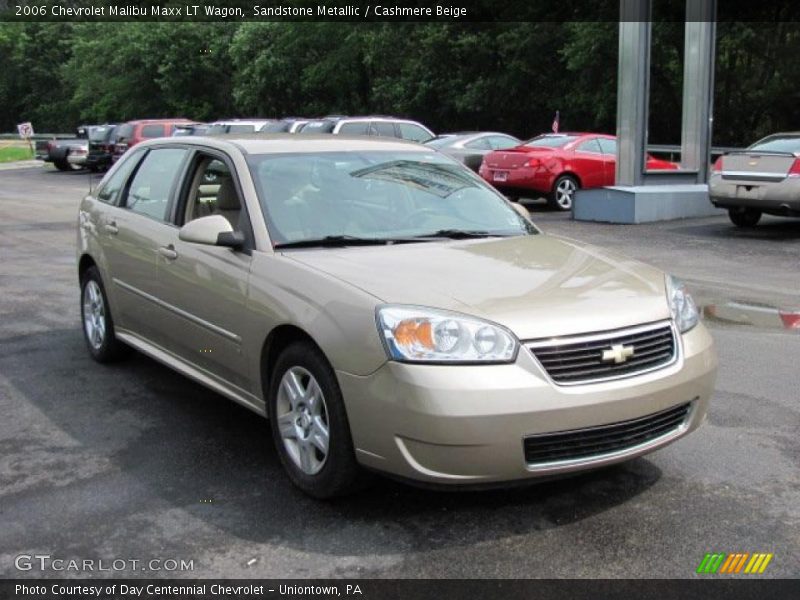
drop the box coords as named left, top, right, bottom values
left=478, top=133, right=678, bottom=210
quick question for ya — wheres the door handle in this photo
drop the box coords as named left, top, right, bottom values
left=158, top=245, right=178, bottom=260
left=104, top=221, right=119, bottom=235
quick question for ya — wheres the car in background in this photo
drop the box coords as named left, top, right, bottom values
left=173, top=123, right=209, bottom=137
left=76, top=135, right=716, bottom=498
left=112, top=118, right=194, bottom=162
left=37, top=125, right=93, bottom=171
left=84, top=124, right=120, bottom=172
left=426, top=132, right=521, bottom=172
left=479, top=133, right=678, bottom=210
left=205, top=119, right=275, bottom=135
left=709, top=132, right=800, bottom=227
left=297, top=116, right=434, bottom=142
left=261, top=118, right=310, bottom=133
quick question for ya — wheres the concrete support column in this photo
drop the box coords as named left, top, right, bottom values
left=680, top=0, right=717, bottom=182
left=615, top=0, right=652, bottom=186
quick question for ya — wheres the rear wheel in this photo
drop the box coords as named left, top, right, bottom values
left=728, top=207, right=761, bottom=228
left=80, top=266, right=130, bottom=363
left=548, top=175, right=579, bottom=211
left=267, top=341, right=361, bottom=499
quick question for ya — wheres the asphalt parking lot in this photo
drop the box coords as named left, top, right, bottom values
left=0, top=164, right=798, bottom=578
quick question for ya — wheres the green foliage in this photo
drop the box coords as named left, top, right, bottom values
left=0, top=21, right=798, bottom=147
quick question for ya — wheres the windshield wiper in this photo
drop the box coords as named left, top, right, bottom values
left=412, top=229, right=511, bottom=240
left=274, top=235, right=420, bottom=249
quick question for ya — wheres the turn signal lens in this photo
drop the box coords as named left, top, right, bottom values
left=376, top=306, right=518, bottom=363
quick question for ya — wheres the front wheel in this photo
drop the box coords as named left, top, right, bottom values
left=728, top=207, right=761, bottom=228
left=267, top=341, right=361, bottom=499
left=80, top=266, right=130, bottom=363
left=549, top=175, right=579, bottom=211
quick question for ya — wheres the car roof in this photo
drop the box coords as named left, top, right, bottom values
left=210, top=119, right=274, bottom=125
left=126, top=118, right=193, bottom=125
left=143, top=133, right=427, bottom=154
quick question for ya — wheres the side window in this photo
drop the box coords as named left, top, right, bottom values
left=398, top=123, right=432, bottom=142
left=338, top=122, right=369, bottom=136
left=488, top=136, right=519, bottom=150
left=465, top=137, right=492, bottom=150
left=96, top=150, right=144, bottom=205
left=598, top=138, right=618, bottom=155
left=181, top=156, right=237, bottom=225
left=370, top=121, right=396, bottom=138
left=576, top=139, right=603, bottom=154
left=124, top=148, right=188, bottom=221
left=140, top=124, right=166, bottom=139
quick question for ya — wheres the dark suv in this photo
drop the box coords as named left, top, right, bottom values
left=84, top=124, right=120, bottom=172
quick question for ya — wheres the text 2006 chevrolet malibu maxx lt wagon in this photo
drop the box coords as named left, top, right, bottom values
left=77, top=135, right=717, bottom=498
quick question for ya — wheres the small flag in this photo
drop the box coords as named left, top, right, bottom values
left=552, top=111, right=560, bottom=134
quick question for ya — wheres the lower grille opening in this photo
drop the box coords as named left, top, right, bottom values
left=524, top=402, right=692, bottom=465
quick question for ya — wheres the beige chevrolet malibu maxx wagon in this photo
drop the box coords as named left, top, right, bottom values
left=77, top=135, right=717, bottom=498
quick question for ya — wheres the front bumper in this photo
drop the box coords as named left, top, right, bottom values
left=338, top=322, right=717, bottom=485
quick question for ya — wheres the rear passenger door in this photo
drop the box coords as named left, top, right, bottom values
left=154, top=151, right=254, bottom=392
left=105, top=147, right=189, bottom=344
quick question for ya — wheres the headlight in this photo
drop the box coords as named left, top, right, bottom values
left=376, top=306, right=518, bottom=363
left=666, top=275, right=699, bottom=333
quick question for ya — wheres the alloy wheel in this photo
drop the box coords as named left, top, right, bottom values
left=82, top=280, right=106, bottom=350
left=276, top=366, right=330, bottom=475
left=555, top=178, right=576, bottom=209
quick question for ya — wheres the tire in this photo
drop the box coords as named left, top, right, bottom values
left=728, top=207, right=762, bottom=228
left=267, top=341, right=361, bottom=499
left=548, top=174, right=579, bottom=211
left=54, top=160, right=72, bottom=171
left=80, top=266, right=130, bottom=363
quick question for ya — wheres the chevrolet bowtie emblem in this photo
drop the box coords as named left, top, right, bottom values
left=602, top=344, right=635, bottom=364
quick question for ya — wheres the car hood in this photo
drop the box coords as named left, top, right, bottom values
left=283, top=234, right=671, bottom=340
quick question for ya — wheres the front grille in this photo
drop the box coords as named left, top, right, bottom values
left=523, top=402, right=692, bottom=465
left=527, top=322, right=676, bottom=385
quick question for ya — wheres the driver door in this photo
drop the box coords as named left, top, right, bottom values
left=154, top=151, right=254, bottom=392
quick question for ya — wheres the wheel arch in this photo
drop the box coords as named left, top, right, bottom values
left=78, top=253, right=97, bottom=283
left=553, top=171, right=582, bottom=190
left=259, top=324, right=328, bottom=401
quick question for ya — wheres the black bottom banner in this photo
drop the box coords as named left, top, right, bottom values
left=2, top=579, right=798, bottom=600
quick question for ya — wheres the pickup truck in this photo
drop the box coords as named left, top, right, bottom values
left=36, top=125, right=92, bottom=171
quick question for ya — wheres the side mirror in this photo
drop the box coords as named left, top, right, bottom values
left=178, top=214, right=244, bottom=248
left=510, top=201, right=531, bottom=221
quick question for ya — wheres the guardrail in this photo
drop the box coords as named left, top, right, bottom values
left=0, top=133, right=75, bottom=140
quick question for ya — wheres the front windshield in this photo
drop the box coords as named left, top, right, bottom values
left=247, top=151, right=536, bottom=246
